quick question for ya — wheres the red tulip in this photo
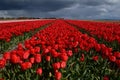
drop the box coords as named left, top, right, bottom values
left=29, top=57, right=35, bottom=64
left=103, top=76, right=109, bottom=80
left=35, top=47, right=40, bottom=53
left=0, top=78, right=4, bottom=80
left=80, top=53, right=85, bottom=62
left=73, top=41, right=79, bottom=47
left=53, top=62, right=60, bottom=70
left=55, top=71, right=62, bottom=80
left=21, top=62, right=32, bottom=70
left=116, top=60, right=120, bottom=67
left=114, top=52, right=120, bottom=58
left=95, top=44, right=101, bottom=52
left=0, top=58, right=6, bottom=69
left=51, top=49, right=59, bottom=58
left=17, top=50, right=24, bottom=58
left=59, top=54, right=68, bottom=62
left=109, top=56, right=116, bottom=62
left=6, top=38, right=10, bottom=42
left=34, top=54, right=41, bottom=63
left=45, top=56, right=51, bottom=62
left=67, top=50, right=73, bottom=57
left=36, top=68, right=42, bottom=76
left=30, top=48, right=35, bottom=55
left=92, top=56, right=99, bottom=61
left=10, top=54, right=20, bottom=64
left=44, top=48, right=49, bottom=54
left=74, top=48, right=78, bottom=53
left=60, top=61, right=66, bottom=68
left=17, top=43, right=23, bottom=50
left=3, top=52, right=10, bottom=60
left=23, top=50, right=30, bottom=59
left=54, top=44, right=59, bottom=50
left=80, top=57, right=84, bottom=62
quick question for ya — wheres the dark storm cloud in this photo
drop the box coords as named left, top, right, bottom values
left=77, top=0, right=115, bottom=6
left=0, top=0, right=115, bottom=11
left=0, top=0, right=75, bottom=12
left=0, top=0, right=120, bottom=19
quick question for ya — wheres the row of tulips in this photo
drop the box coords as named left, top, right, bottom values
left=0, top=20, right=54, bottom=53
left=66, top=20, right=120, bottom=51
left=67, top=20, right=120, bottom=43
left=0, top=20, right=120, bottom=79
left=0, top=20, right=53, bottom=42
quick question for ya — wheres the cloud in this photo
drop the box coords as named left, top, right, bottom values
left=0, top=10, right=11, bottom=17
left=0, top=0, right=75, bottom=12
left=0, top=0, right=120, bottom=19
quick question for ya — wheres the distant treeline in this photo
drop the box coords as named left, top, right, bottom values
left=0, top=17, right=64, bottom=20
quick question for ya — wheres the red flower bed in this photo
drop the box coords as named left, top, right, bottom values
left=0, top=20, right=120, bottom=79
left=67, top=20, right=120, bottom=43
left=0, top=20, right=53, bottom=42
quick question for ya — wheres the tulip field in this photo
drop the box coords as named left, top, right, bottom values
left=0, top=19, right=120, bottom=80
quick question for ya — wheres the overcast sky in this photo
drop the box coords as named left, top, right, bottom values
left=0, top=0, right=120, bottom=19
